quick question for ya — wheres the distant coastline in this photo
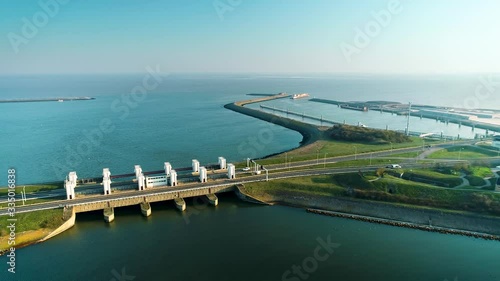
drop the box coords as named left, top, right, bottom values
left=0, top=97, right=95, bottom=103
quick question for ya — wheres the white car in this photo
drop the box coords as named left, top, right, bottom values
left=386, top=164, right=402, bottom=169
left=242, top=167, right=251, bottom=171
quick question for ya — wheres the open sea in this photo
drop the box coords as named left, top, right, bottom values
left=0, top=74, right=499, bottom=281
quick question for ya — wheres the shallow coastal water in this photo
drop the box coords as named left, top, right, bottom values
left=1, top=74, right=499, bottom=281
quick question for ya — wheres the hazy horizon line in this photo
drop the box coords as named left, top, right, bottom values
left=0, top=71, right=498, bottom=77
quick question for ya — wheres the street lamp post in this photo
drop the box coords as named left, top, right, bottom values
left=316, top=149, right=319, bottom=165
left=22, top=186, right=26, bottom=206
left=370, top=153, right=373, bottom=165
left=285, top=152, right=288, bottom=168
left=353, top=146, right=357, bottom=160
left=458, top=148, right=463, bottom=160
left=324, top=153, right=328, bottom=168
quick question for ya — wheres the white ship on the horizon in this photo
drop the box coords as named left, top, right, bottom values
left=291, top=93, right=310, bottom=99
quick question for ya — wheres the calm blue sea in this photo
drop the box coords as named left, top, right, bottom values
left=0, top=73, right=498, bottom=185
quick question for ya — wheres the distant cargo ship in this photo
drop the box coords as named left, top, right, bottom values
left=291, top=93, right=310, bottom=99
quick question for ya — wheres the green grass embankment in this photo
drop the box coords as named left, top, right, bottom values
left=397, top=169, right=463, bottom=187
left=0, top=183, right=63, bottom=196
left=244, top=172, right=500, bottom=216
left=256, top=137, right=439, bottom=166
left=0, top=209, right=65, bottom=252
left=428, top=146, right=498, bottom=159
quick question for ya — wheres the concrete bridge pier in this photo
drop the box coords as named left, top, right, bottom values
left=104, top=207, right=115, bottom=223
left=140, top=202, right=151, bottom=217
left=205, top=194, right=218, bottom=206
left=174, top=198, right=186, bottom=211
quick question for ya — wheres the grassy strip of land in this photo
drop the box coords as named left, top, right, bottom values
left=386, top=152, right=421, bottom=158
left=428, top=146, right=499, bottom=159
left=396, top=169, right=464, bottom=187
left=244, top=172, right=500, bottom=216
left=0, top=183, right=63, bottom=196
left=256, top=137, right=441, bottom=166
left=0, top=209, right=65, bottom=252
left=469, top=166, right=494, bottom=177
left=268, top=159, right=436, bottom=174
left=465, top=175, right=487, bottom=186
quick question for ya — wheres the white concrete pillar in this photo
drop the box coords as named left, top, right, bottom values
left=228, top=163, right=236, bottom=179
left=103, top=168, right=111, bottom=195
left=138, top=173, right=145, bottom=191
left=218, top=157, right=227, bottom=169
left=69, top=171, right=78, bottom=184
left=192, top=159, right=200, bottom=173
left=65, top=172, right=77, bottom=200
left=134, top=165, right=142, bottom=178
left=170, top=170, right=177, bottom=186
left=65, top=179, right=75, bottom=200
left=164, top=162, right=172, bottom=176
left=199, top=167, right=207, bottom=183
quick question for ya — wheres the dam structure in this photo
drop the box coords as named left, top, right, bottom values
left=62, top=156, right=237, bottom=221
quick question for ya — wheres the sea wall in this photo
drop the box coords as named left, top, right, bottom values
left=235, top=185, right=272, bottom=205
left=250, top=191, right=500, bottom=237
left=41, top=206, right=76, bottom=242
left=307, top=208, right=500, bottom=240
left=224, top=96, right=322, bottom=145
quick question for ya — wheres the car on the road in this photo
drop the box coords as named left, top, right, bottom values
left=386, top=164, right=402, bottom=169
left=242, top=167, right=251, bottom=171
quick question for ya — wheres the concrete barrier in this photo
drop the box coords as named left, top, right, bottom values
left=174, top=198, right=186, bottom=211
left=140, top=202, right=151, bottom=217
left=41, top=207, right=76, bottom=242
left=205, top=194, right=218, bottom=206
left=235, top=185, right=272, bottom=205
left=104, top=208, right=114, bottom=223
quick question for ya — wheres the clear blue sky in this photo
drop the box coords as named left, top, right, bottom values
left=1, top=0, right=499, bottom=74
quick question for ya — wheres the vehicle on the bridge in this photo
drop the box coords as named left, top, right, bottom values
left=242, top=167, right=251, bottom=171
left=386, top=164, right=402, bottom=169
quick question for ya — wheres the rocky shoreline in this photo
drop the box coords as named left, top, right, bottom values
left=307, top=208, right=500, bottom=241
